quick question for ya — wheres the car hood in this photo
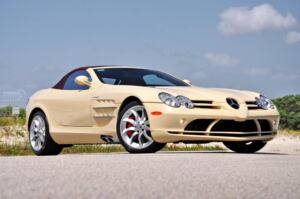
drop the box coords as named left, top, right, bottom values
left=156, top=86, right=259, bottom=102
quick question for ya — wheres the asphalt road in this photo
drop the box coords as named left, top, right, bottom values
left=0, top=151, right=299, bottom=199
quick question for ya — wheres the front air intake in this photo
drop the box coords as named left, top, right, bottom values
left=211, top=120, right=258, bottom=132
left=258, top=120, right=272, bottom=131
left=184, top=119, right=214, bottom=131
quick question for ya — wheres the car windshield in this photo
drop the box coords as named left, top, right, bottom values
left=94, top=68, right=189, bottom=87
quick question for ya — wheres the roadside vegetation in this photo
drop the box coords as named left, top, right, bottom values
left=0, top=94, right=299, bottom=156
left=0, top=143, right=224, bottom=156
left=0, top=106, right=26, bottom=126
left=272, top=94, right=300, bottom=130
left=0, top=143, right=126, bottom=156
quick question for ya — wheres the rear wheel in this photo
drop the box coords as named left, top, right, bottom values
left=29, top=111, right=63, bottom=155
left=117, top=101, right=165, bottom=153
left=223, top=141, right=267, bottom=153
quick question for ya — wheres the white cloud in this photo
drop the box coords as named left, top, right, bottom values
left=204, top=53, right=239, bottom=67
left=218, top=4, right=297, bottom=35
left=286, top=31, right=300, bottom=44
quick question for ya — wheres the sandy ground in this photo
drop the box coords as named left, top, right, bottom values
left=262, top=135, right=300, bottom=153
left=0, top=125, right=27, bottom=144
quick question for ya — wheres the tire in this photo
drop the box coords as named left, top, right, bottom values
left=29, top=111, right=63, bottom=155
left=223, top=141, right=267, bottom=153
left=117, top=101, right=166, bottom=153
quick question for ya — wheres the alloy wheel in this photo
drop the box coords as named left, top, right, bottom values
left=29, top=115, right=46, bottom=151
left=120, top=105, right=153, bottom=149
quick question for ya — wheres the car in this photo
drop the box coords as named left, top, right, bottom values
left=26, top=66, right=280, bottom=155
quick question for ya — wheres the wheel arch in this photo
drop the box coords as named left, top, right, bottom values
left=27, top=107, right=46, bottom=131
left=118, top=96, right=143, bottom=114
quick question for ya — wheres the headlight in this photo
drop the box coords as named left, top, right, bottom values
left=255, top=95, right=276, bottom=110
left=158, top=92, right=194, bottom=109
left=176, top=95, right=194, bottom=109
left=158, top=92, right=180, bottom=107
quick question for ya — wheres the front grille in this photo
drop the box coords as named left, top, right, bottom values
left=192, top=100, right=264, bottom=110
left=191, top=100, right=220, bottom=109
left=245, top=101, right=262, bottom=110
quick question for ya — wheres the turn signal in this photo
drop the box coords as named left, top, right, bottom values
left=151, top=111, right=162, bottom=116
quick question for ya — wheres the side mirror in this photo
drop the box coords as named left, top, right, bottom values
left=183, top=79, right=192, bottom=85
left=75, top=76, right=91, bottom=87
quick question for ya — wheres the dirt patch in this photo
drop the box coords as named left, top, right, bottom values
left=0, top=125, right=27, bottom=145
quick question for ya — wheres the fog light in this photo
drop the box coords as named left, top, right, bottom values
left=180, top=118, right=186, bottom=125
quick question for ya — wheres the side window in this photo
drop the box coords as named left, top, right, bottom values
left=143, top=74, right=174, bottom=86
left=63, top=70, right=92, bottom=90
left=102, top=77, right=117, bottom=85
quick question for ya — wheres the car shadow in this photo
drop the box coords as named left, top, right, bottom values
left=158, top=151, right=288, bottom=155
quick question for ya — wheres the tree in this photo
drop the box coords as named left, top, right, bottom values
left=0, top=106, right=12, bottom=117
left=273, top=95, right=300, bottom=130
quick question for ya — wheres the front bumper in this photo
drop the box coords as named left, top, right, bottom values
left=143, top=102, right=280, bottom=143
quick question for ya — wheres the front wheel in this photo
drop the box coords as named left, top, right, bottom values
left=223, top=141, right=267, bottom=153
left=117, top=101, right=166, bottom=153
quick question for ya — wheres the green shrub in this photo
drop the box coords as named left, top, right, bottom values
left=0, top=106, right=12, bottom=117
left=17, top=117, right=26, bottom=125
left=273, top=95, right=300, bottom=130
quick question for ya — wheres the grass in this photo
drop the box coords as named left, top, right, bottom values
left=0, top=143, right=126, bottom=156
left=0, top=143, right=224, bottom=156
left=0, top=143, right=33, bottom=156
left=162, top=144, right=224, bottom=151
left=62, top=144, right=126, bottom=154
left=0, top=117, right=25, bottom=126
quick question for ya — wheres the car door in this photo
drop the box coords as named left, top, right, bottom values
left=49, top=69, right=94, bottom=127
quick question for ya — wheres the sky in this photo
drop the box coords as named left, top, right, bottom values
left=0, top=0, right=300, bottom=107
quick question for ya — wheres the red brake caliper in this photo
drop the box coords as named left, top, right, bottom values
left=126, top=116, right=135, bottom=138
